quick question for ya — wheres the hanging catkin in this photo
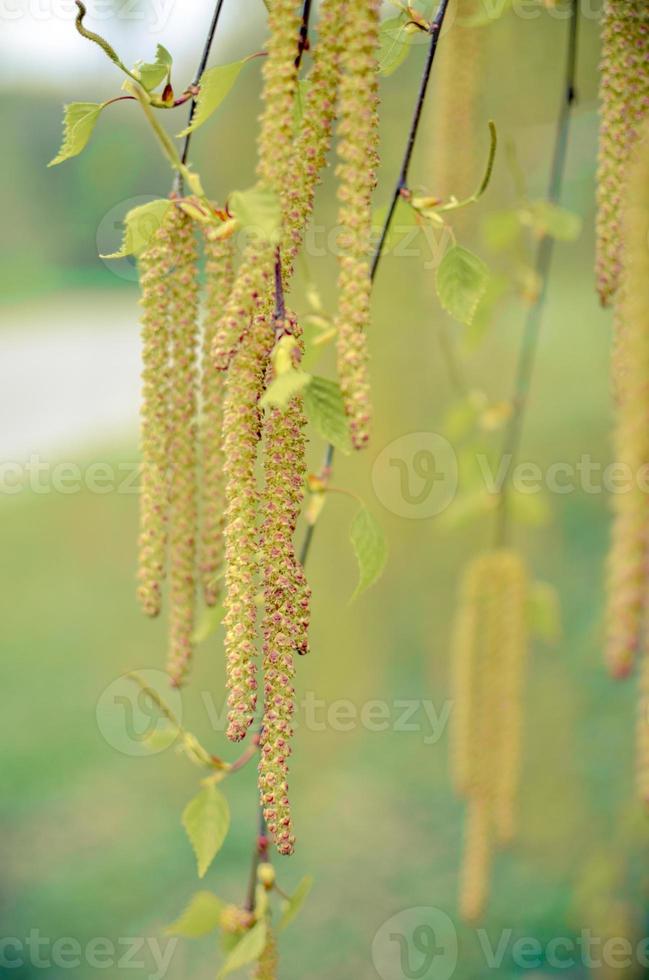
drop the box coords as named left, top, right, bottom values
left=166, top=209, right=200, bottom=687
left=212, top=0, right=300, bottom=372
left=259, top=314, right=310, bottom=856
left=136, top=207, right=175, bottom=618
left=200, top=228, right=234, bottom=606
left=222, top=313, right=275, bottom=741
left=451, top=549, right=528, bottom=921
left=333, top=0, right=380, bottom=450
left=597, top=0, right=649, bottom=306
left=283, top=0, right=348, bottom=272
left=429, top=0, right=482, bottom=206
left=605, top=127, right=649, bottom=681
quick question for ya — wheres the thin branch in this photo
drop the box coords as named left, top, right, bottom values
left=175, top=0, right=227, bottom=192
left=299, top=0, right=454, bottom=572
left=296, top=0, right=314, bottom=68
left=493, top=0, right=579, bottom=547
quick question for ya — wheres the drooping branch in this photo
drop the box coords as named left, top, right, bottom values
left=493, top=0, right=579, bottom=547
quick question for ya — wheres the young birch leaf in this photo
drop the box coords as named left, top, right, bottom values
left=165, top=891, right=225, bottom=937
left=100, top=199, right=172, bottom=259
left=178, top=61, right=245, bottom=136
left=217, top=921, right=267, bottom=979
left=48, top=102, right=104, bottom=167
left=182, top=784, right=230, bottom=878
left=278, top=876, right=314, bottom=931
left=136, top=43, right=173, bottom=92
left=349, top=506, right=388, bottom=602
left=228, top=184, right=281, bottom=244
left=261, top=370, right=311, bottom=410
left=436, top=245, right=489, bottom=326
left=528, top=201, right=582, bottom=242
left=303, top=376, right=352, bottom=454
left=192, top=603, right=223, bottom=644
left=378, top=17, right=412, bottom=75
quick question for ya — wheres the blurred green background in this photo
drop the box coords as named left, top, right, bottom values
left=3, top=1, right=647, bottom=977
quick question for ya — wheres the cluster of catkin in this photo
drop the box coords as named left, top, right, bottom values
left=450, top=550, right=528, bottom=921
left=604, top=124, right=649, bottom=805
left=135, top=0, right=380, bottom=855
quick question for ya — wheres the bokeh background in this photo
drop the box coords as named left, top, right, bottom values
left=2, top=0, right=645, bottom=977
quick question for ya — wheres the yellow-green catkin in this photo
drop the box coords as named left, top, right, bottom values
left=136, top=209, right=175, bottom=618
left=283, top=0, right=348, bottom=271
left=451, top=550, right=528, bottom=921
left=222, top=313, right=275, bottom=741
left=334, top=0, right=380, bottom=450
left=166, top=209, right=200, bottom=687
left=212, top=0, right=300, bottom=373
left=605, top=127, right=649, bottom=681
left=200, top=228, right=234, bottom=606
left=253, top=928, right=278, bottom=980
left=597, top=0, right=649, bottom=306
left=259, top=315, right=310, bottom=856
left=429, top=0, right=482, bottom=205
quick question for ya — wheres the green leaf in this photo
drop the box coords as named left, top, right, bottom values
left=100, top=199, right=172, bottom=260
left=349, top=506, right=388, bottom=602
left=278, top=876, right=313, bottom=931
left=229, top=184, right=281, bottom=244
left=303, top=376, right=352, bottom=454
left=135, top=43, right=173, bottom=92
left=261, top=370, right=311, bottom=410
left=178, top=60, right=245, bottom=136
left=528, top=580, right=561, bottom=644
left=436, top=245, right=489, bottom=326
left=165, top=891, right=224, bottom=938
left=217, top=921, right=267, bottom=979
left=378, top=16, right=412, bottom=75
left=528, top=201, right=582, bottom=242
left=48, top=102, right=104, bottom=167
left=182, top=784, right=230, bottom=878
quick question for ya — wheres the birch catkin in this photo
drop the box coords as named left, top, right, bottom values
left=597, top=0, right=649, bottom=306
left=452, top=550, right=528, bottom=921
left=283, top=0, right=348, bottom=271
left=222, top=313, right=274, bottom=742
left=200, top=229, right=233, bottom=606
left=166, top=209, right=200, bottom=687
left=259, top=315, right=310, bottom=856
left=334, top=0, right=380, bottom=450
left=212, top=0, right=300, bottom=372
left=430, top=0, right=482, bottom=204
left=605, top=128, right=649, bottom=680
left=136, top=210, right=175, bottom=618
